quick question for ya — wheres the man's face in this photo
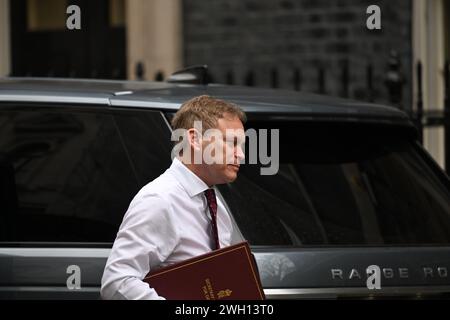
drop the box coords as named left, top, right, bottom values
left=201, top=115, right=245, bottom=185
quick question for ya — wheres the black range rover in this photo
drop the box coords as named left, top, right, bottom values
left=0, top=76, right=449, bottom=299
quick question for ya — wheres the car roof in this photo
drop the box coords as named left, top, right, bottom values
left=0, top=77, right=412, bottom=126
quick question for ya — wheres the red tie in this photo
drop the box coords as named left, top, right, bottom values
left=204, top=189, right=220, bottom=250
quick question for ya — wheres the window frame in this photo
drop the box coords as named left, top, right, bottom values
left=0, top=103, right=174, bottom=247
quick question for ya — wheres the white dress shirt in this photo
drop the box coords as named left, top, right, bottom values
left=100, top=157, right=233, bottom=300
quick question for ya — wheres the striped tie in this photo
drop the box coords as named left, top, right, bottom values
left=204, top=188, right=220, bottom=250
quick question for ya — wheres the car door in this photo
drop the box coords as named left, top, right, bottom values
left=0, top=104, right=172, bottom=299
left=218, top=118, right=450, bottom=298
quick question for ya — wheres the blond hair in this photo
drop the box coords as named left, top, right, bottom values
left=171, top=95, right=246, bottom=131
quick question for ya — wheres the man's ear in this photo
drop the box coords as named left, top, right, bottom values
left=187, top=128, right=202, bottom=151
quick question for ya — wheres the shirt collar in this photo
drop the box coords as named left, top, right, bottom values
left=169, top=157, right=210, bottom=198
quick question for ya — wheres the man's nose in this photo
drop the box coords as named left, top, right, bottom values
left=236, top=146, right=245, bottom=162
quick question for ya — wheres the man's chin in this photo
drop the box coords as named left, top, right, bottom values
left=225, top=172, right=238, bottom=183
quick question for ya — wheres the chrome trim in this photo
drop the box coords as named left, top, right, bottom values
left=110, top=99, right=181, bottom=110
left=264, top=287, right=450, bottom=299
left=160, top=110, right=173, bottom=132
left=0, top=248, right=111, bottom=258
left=113, top=91, right=133, bottom=96
left=0, top=94, right=110, bottom=105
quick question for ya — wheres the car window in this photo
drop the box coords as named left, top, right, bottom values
left=0, top=106, right=171, bottom=244
left=113, top=109, right=173, bottom=186
left=218, top=120, right=450, bottom=246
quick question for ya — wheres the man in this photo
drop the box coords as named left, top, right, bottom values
left=101, top=95, right=246, bottom=300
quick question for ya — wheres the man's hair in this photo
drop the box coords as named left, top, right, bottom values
left=171, top=95, right=246, bottom=131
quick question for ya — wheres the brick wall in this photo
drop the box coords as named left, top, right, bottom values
left=183, top=0, right=412, bottom=110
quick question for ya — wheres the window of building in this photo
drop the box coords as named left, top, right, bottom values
left=109, top=0, right=125, bottom=28
left=27, top=0, right=67, bottom=32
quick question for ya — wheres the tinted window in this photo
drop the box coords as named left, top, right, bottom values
left=0, top=106, right=171, bottom=243
left=218, top=121, right=450, bottom=246
left=113, top=109, right=172, bottom=186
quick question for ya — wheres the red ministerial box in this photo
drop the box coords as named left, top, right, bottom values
left=143, top=241, right=265, bottom=300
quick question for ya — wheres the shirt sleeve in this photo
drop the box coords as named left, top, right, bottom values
left=100, top=192, right=180, bottom=300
